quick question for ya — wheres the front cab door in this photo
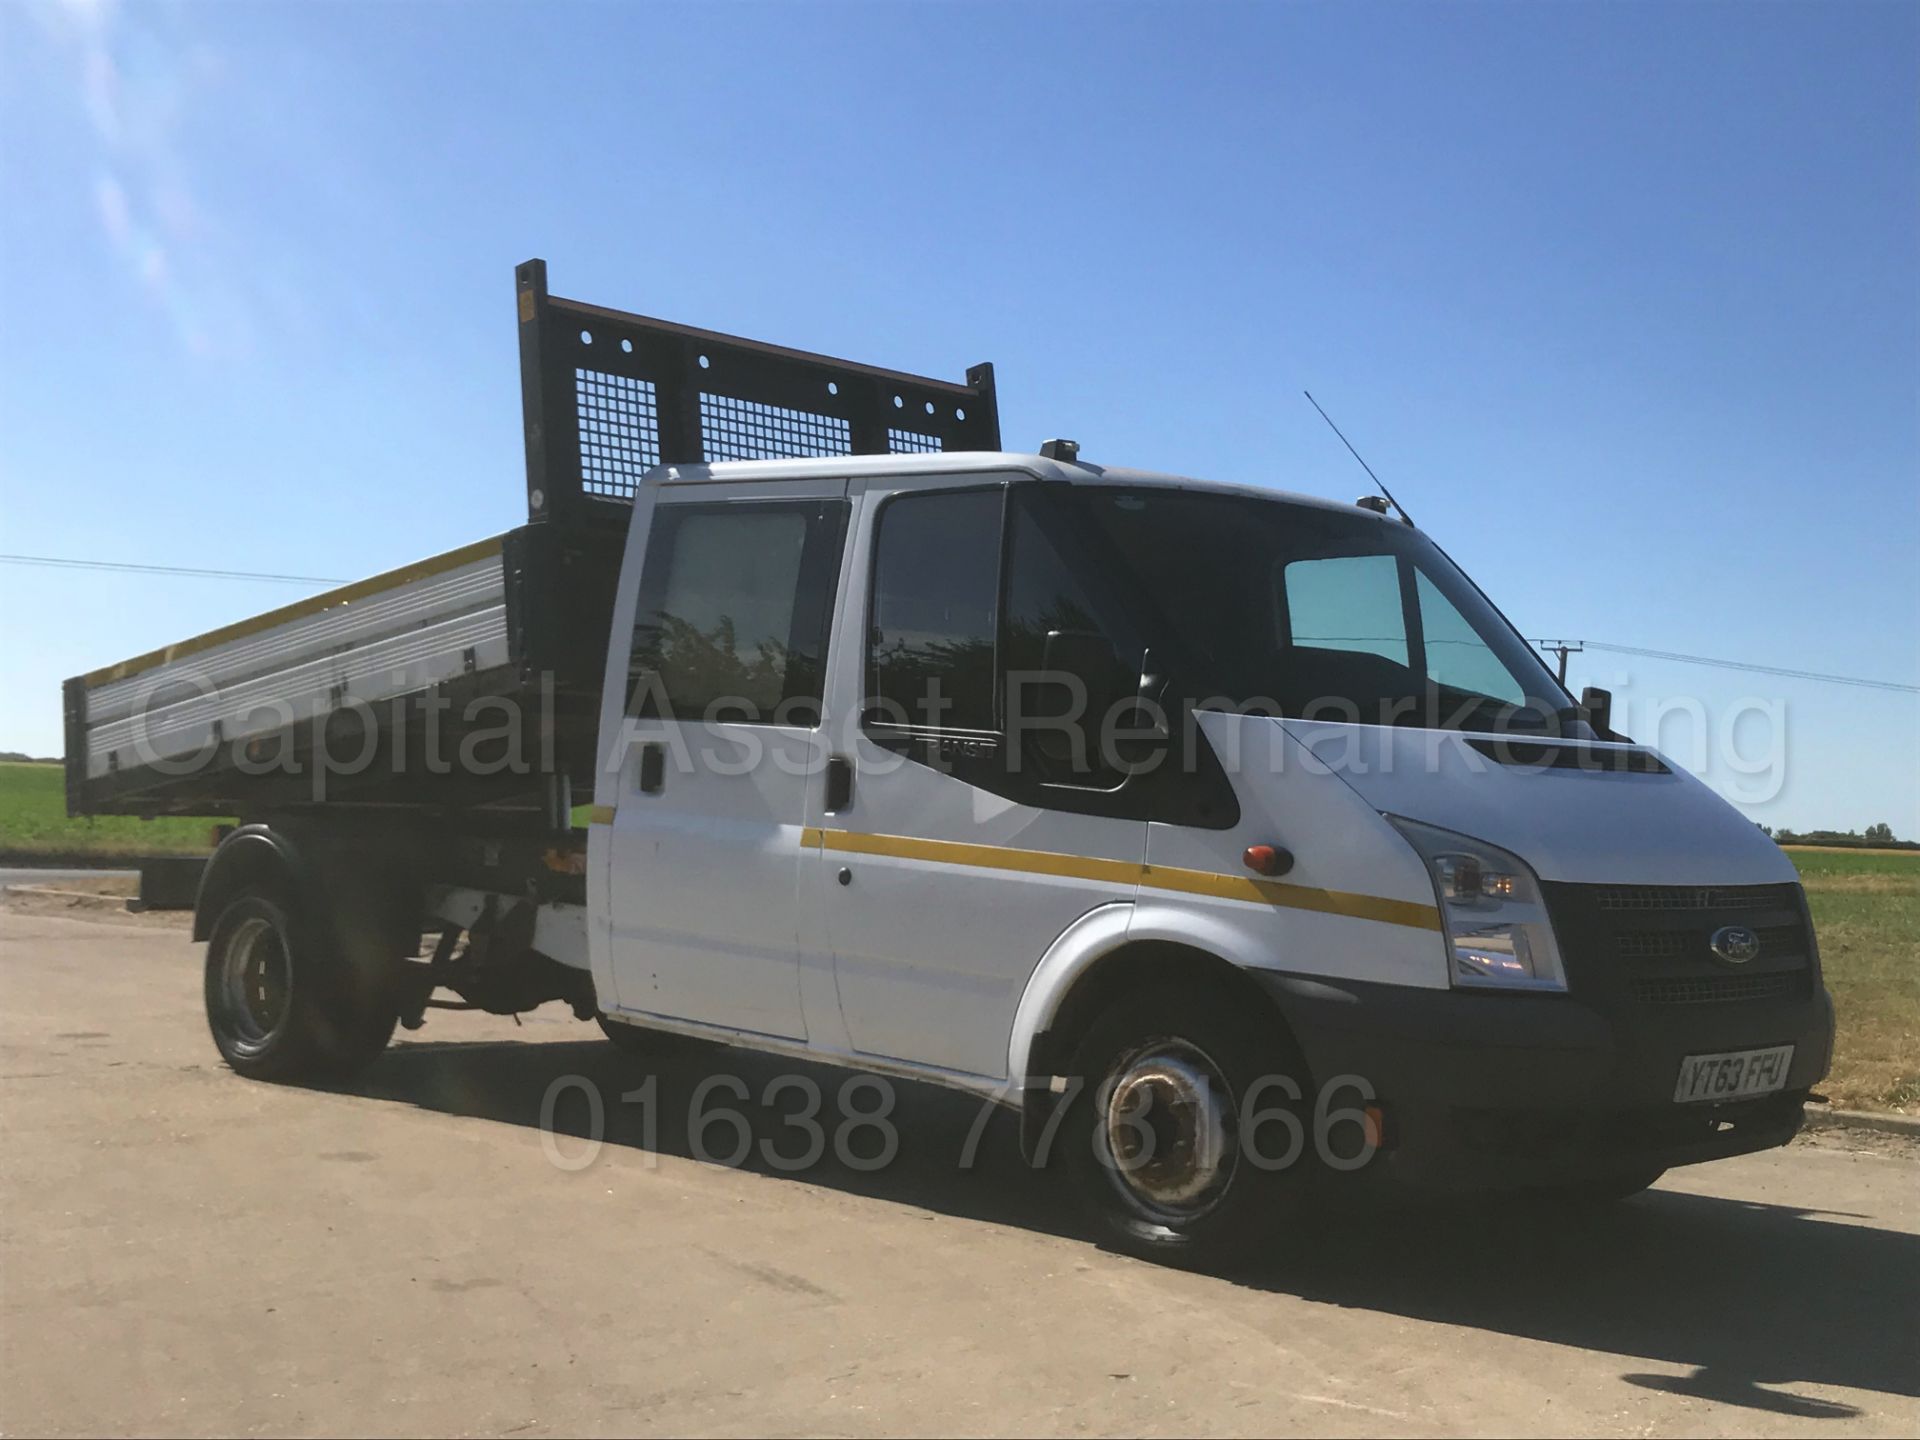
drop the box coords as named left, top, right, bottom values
left=812, top=477, right=1161, bottom=1079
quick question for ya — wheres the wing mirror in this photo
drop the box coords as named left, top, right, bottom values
left=1580, top=685, right=1619, bottom=740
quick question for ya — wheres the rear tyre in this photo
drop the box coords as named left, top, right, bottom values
left=204, top=889, right=396, bottom=1082
left=323, top=901, right=401, bottom=1070
left=205, top=892, right=327, bottom=1081
left=1056, top=984, right=1310, bottom=1268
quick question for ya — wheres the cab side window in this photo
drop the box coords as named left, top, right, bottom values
left=866, top=488, right=1003, bottom=733
left=1003, top=490, right=1137, bottom=787
left=1282, top=554, right=1409, bottom=667
left=1275, top=552, right=1414, bottom=716
left=1415, top=569, right=1526, bottom=704
left=629, top=498, right=848, bottom=724
left=863, top=483, right=1234, bottom=826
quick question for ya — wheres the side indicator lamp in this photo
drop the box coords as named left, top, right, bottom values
left=1242, top=844, right=1295, bottom=878
left=1363, top=1105, right=1391, bottom=1150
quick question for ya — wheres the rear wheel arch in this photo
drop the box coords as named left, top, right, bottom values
left=195, top=821, right=421, bottom=952
left=193, top=825, right=315, bottom=940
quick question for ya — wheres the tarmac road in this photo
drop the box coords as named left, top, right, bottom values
left=0, top=867, right=138, bottom=892
left=2, top=907, right=1916, bottom=1438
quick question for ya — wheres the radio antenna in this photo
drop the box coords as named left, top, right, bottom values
left=1303, top=391, right=1416, bottom=527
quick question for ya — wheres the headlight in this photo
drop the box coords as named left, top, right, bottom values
left=1387, top=816, right=1567, bottom=992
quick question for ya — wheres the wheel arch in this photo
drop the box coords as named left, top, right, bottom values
left=192, top=824, right=318, bottom=941
left=1009, top=910, right=1312, bottom=1162
left=193, top=821, right=420, bottom=956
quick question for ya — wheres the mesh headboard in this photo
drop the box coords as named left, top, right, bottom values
left=515, top=259, right=1001, bottom=525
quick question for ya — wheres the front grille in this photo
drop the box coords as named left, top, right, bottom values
left=1614, top=922, right=1805, bottom=962
left=1545, top=880, right=1818, bottom=1011
left=1594, top=883, right=1801, bottom=913
left=1632, top=972, right=1811, bottom=1006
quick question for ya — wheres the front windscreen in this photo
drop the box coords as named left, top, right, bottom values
left=1031, top=486, right=1571, bottom=732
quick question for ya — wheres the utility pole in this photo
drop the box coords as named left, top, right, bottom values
left=1536, top=639, right=1584, bottom=685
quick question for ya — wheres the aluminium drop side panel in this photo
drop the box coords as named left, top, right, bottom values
left=65, top=539, right=514, bottom=816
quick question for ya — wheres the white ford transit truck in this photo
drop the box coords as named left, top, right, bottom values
left=64, top=261, right=1833, bottom=1261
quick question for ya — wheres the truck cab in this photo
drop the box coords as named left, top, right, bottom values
left=586, top=448, right=1833, bottom=1260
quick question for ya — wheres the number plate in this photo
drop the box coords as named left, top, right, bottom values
left=1673, top=1045, right=1794, bottom=1104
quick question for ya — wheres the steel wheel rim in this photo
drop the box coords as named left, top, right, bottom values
left=1100, top=1039, right=1238, bottom=1227
left=219, top=916, right=292, bottom=1049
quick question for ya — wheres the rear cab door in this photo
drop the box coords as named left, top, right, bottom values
left=600, top=474, right=851, bottom=1039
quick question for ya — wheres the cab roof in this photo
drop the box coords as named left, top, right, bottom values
left=654, top=449, right=1390, bottom=524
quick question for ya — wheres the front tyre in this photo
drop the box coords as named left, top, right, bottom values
left=1059, top=985, right=1310, bottom=1267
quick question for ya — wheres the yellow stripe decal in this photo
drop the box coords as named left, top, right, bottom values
left=802, top=827, right=1441, bottom=932
left=80, top=536, right=507, bottom=688
left=588, top=805, right=616, bottom=826
left=1137, top=863, right=1442, bottom=929
left=803, top=826, right=1141, bottom=887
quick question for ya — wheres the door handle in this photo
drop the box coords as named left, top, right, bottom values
left=636, top=743, right=665, bottom=795
left=825, top=755, right=853, bottom=814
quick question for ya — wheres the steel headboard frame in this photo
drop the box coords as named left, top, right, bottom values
left=514, top=258, right=1001, bottom=527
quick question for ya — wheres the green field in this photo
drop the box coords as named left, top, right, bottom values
left=0, top=761, right=221, bottom=859
left=1787, top=847, right=1920, bottom=1112
left=3, top=756, right=1913, bottom=1109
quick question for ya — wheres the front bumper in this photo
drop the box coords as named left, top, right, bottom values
left=1253, top=970, right=1835, bottom=1190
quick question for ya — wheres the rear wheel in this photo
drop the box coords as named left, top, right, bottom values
left=204, top=889, right=396, bottom=1081
left=1057, top=985, right=1310, bottom=1267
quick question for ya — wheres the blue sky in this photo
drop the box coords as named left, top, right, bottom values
left=2, top=0, right=1915, bottom=834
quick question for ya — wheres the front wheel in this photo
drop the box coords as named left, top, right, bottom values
left=1057, top=985, right=1311, bottom=1267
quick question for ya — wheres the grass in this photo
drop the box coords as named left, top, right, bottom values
left=3, top=755, right=1912, bottom=1109
left=0, top=761, right=221, bottom=859
left=1791, top=847, right=1920, bottom=1113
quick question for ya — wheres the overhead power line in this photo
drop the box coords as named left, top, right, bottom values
left=6, top=552, right=1913, bottom=695
left=0, top=554, right=345, bottom=586
left=1536, top=639, right=1918, bottom=695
